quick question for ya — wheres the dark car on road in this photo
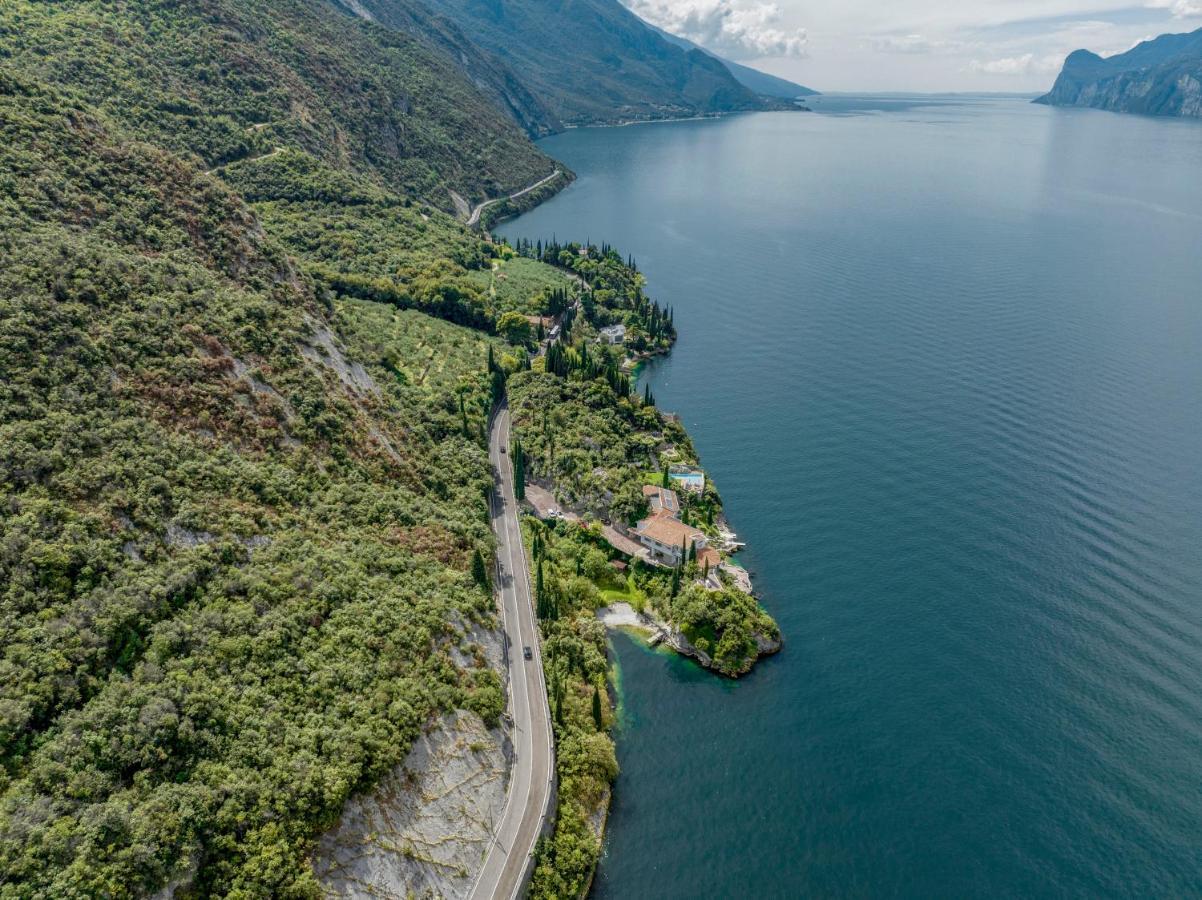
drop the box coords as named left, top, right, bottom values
left=523, top=646, right=533, bottom=660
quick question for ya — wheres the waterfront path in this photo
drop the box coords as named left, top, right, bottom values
left=468, top=404, right=555, bottom=900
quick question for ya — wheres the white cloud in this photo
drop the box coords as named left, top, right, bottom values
left=870, top=33, right=973, bottom=55
left=967, top=53, right=1066, bottom=75
left=621, top=0, right=809, bottom=58
left=1145, top=0, right=1202, bottom=18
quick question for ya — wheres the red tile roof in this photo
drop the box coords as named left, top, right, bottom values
left=636, top=516, right=704, bottom=548
left=695, top=546, right=721, bottom=571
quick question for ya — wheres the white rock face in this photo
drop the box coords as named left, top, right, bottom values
left=313, top=710, right=512, bottom=900
left=314, top=618, right=512, bottom=899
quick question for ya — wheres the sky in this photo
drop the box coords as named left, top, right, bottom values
left=619, top=0, right=1202, bottom=92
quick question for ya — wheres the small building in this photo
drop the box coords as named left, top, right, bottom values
left=642, top=484, right=680, bottom=518
left=634, top=515, right=707, bottom=567
left=599, top=323, right=626, bottom=345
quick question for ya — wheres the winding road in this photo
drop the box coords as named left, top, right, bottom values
left=468, top=404, right=555, bottom=900
left=467, top=169, right=563, bottom=227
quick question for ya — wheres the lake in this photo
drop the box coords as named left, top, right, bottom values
left=497, top=96, right=1202, bottom=898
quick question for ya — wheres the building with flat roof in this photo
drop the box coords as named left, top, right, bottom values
left=599, top=323, right=626, bottom=344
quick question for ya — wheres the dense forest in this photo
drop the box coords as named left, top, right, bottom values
left=0, top=69, right=510, bottom=895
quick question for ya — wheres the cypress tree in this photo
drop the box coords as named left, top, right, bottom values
left=661, top=466, right=670, bottom=489
left=490, top=369, right=505, bottom=407
left=592, top=686, right=603, bottom=731
left=472, top=549, right=490, bottom=592
left=513, top=440, right=525, bottom=501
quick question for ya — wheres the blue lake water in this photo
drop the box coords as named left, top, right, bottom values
left=498, top=97, right=1202, bottom=898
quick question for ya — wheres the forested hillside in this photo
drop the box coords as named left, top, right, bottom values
left=0, top=68, right=515, bottom=895
left=387, top=0, right=781, bottom=124
left=0, top=0, right=771, bottom=893
left=0, top=0, right=556, bottom=207
left=646, top=21, right=817, bottom=99
left=330, top=0, right=563, bottom=136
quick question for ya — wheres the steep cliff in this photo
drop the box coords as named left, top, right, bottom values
left=1036, top=28, right=1202, bottom=118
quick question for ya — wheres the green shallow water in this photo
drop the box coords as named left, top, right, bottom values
left=498, top=97, right=1202, bottom=898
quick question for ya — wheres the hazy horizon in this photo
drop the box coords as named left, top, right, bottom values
left=621, top=0, right=1202, bottom=93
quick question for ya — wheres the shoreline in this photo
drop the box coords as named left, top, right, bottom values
left=498, top=184, right=780, bottom=897
left=556, top=101, right=812, bottom=133
left=498, top=234, right=781, bottom=678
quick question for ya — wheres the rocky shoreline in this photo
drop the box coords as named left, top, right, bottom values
left=597, top=601, right=781, bottom=677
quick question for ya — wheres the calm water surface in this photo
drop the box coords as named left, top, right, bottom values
left=498, top=97, right=1202, bottom=898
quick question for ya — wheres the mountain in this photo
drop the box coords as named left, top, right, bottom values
left=1036, top=27, right=1202, bottom=117
left=395, top=0, right=787, bottom=125
left=0, top=62, right=522, bottom=895
left=645, top=22, right=817, bottom=99
left=0, top=1, right=569, bottom=893
left=330, top=0, right=562, bottom=135
left=0, top=0, right=557, bottom=208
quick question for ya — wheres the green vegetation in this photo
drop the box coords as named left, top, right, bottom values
left=524, top=520, right=618, bottom=900
left=0, top=0, right=554, bottom=205
left=503, top=244, right=780, bottom=677
left=465, top=255, right=577, bottom=317
left=667, top=584, right=781, bottom=674
left=412, top=0, right=779, bottom=126
left=509, top=370, right=671, bottom=522
left=333, top=299, right=501, bottom=429
left=0, top=0, right=780, bottom=892
left=510, top=238, right=676, bottom=356
left=0, top=69, right=505, bottom=896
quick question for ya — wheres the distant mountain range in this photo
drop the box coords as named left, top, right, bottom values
left=645, top=22, right=817, bottom=100
left=351, top=0, right=797, bottom=127
left=1036, top=27, right=1202, bottom=118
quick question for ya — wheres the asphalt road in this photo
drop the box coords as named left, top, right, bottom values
left=466, top=169, right=562, bottom=227
left=468, top=404, right=555, bottom=900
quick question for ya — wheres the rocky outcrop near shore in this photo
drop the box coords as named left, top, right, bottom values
left=597, top=603, right=780, bottom=677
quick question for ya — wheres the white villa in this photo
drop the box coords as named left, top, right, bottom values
left=599, top=323, right=626, bottom=345
left=634, top=513, right=707, bottom=567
